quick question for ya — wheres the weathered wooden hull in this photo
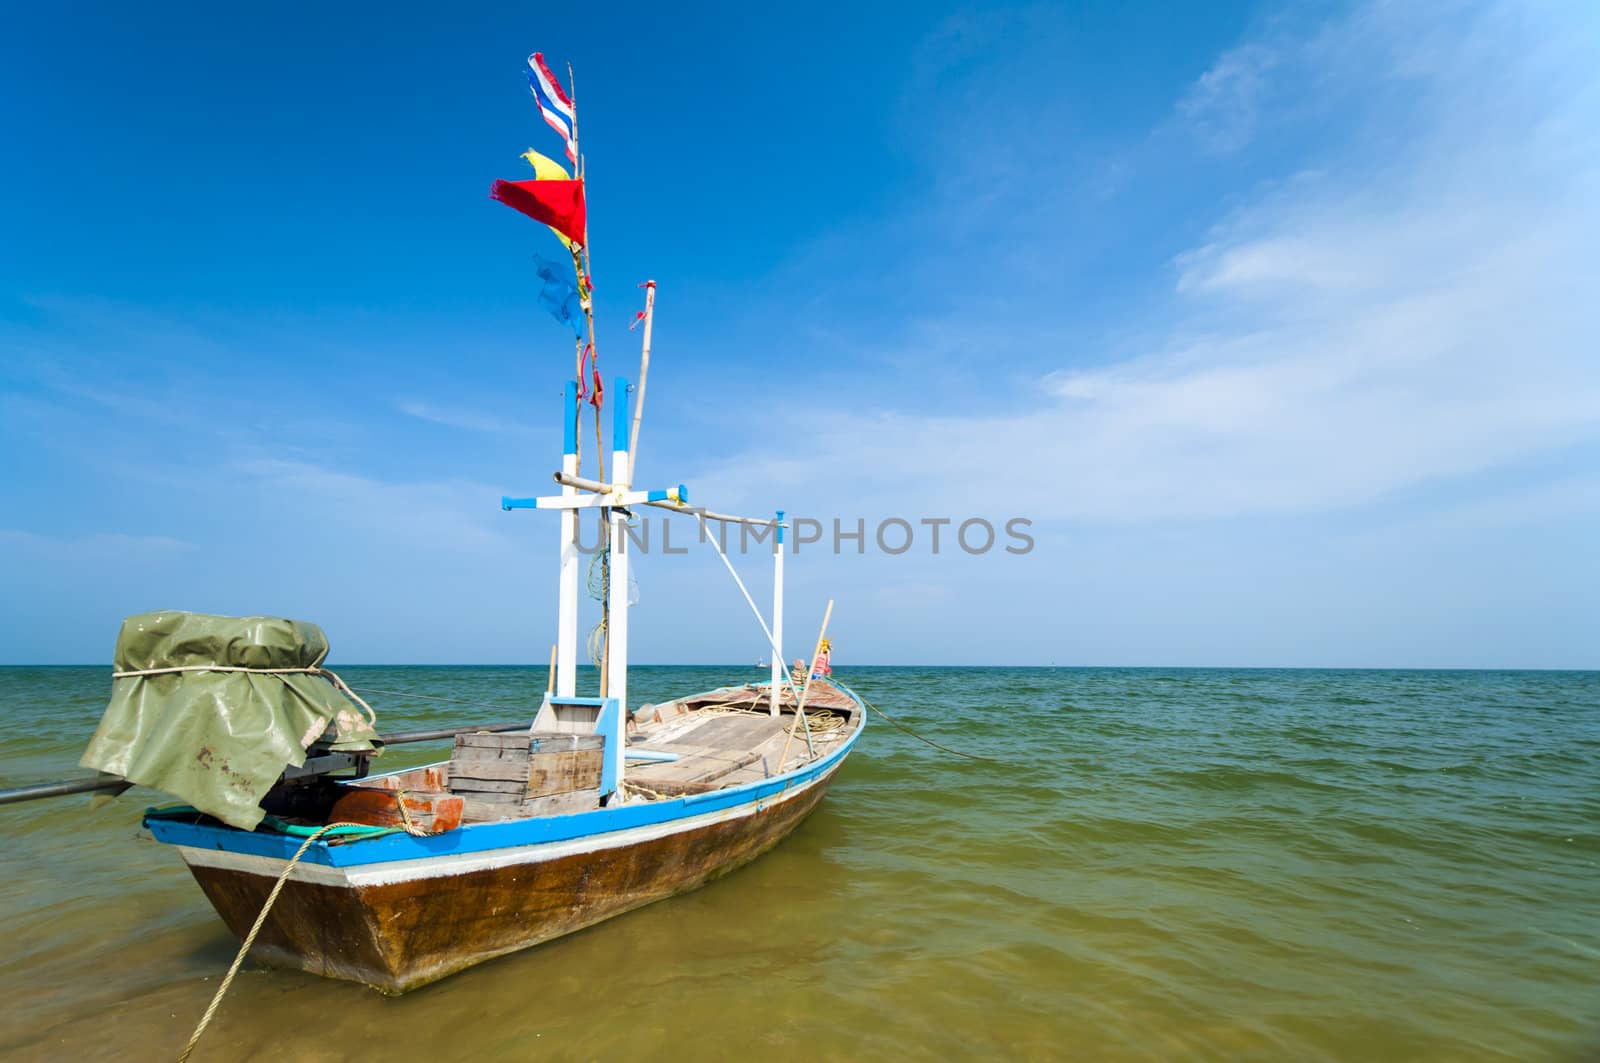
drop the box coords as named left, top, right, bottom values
left=166, top=759, right=842, bottom=992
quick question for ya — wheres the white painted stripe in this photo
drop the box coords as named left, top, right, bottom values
left=527, top=55, right=576, bottom=123
left=178, top=762, right=837, bottom=890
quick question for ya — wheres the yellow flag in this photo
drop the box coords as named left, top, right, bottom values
left=520, top=149, right=576, bottom=250
left=521, top=148, right=570, bottom=181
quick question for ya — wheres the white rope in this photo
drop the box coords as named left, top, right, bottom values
left=111, top=665, right=377, bottom=727
left=694, top=514, right=806, bottom=711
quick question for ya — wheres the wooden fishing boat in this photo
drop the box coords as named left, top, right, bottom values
left=0, top=50, right=867, bottom=1008
left=111, top=301, right=862, bottom=989
left=144, top=681, right=864, bottom=992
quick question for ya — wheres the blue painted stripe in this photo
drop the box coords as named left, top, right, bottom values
left=646, top=489, right=667, bottom=502
left=563, top=381, right=578, bottom=455
left=677, top=484, right=688, bottom=504
left=502, top=496, right=540, bottom=510
left=612, top=377, right=629, bottom=452
left=144, top=685, right=867, bottom=869
left=776, top=509, right=785, bottom=545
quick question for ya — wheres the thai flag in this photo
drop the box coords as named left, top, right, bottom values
left=526, top=53, right=578, bottom=164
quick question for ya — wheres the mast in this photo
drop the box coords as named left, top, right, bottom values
left=606, top=376, right=631, bottom=725
left=556, top=381, right=580, bottom=697
left=770, top=510, right=784, bottom=715
left=627, top=281, right=656, bottom=482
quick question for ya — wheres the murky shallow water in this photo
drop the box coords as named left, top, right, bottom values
left=3, top=665, right=1597, bottom=1061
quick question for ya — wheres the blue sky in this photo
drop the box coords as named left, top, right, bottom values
left=2, top=1, right=1597, bottom=666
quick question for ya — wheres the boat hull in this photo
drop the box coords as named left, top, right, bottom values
left=173, top=763, right=839, bottom=992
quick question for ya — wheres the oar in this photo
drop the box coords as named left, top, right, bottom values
left=0, top=720, right=534, bottom=807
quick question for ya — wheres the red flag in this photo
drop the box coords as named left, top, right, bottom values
left=489, top=178, right=587, bottom=247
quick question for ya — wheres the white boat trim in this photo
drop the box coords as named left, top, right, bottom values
left=177, top=758, right=836, bottom=889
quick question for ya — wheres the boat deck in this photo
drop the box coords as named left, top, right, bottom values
left=328, top=681, right=863, bottom=827
left=622, top=681, right=858, bottom=798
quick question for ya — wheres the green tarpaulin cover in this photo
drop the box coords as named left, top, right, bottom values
left=80, top=612, right=380, bottom=830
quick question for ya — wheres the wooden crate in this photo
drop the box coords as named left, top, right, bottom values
left=449, top=732, right=603, bottom=821
left=527, top=733, right=604, bottom=796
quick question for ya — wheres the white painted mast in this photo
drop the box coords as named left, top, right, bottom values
left=556, top=380, right=580, bottom=697
left=627, top=280, right=656, bottom=477
left=770, top=510, right=784, bottom=716
left=605, top=376, right=631, bottom=791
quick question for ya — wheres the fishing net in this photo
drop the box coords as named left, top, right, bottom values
left=584, top=531, right=639, bottom=667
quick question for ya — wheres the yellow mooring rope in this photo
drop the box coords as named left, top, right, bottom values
left=178, top=794, right=427, bottom=1061
left=856, top=695, right=1000, bottom=763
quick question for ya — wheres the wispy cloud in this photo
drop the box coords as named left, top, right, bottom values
left=699, top=1, right=1600, bottom=528
left=231, top=457, right=512, bottom=549
left=396, top=400, right=532, bottom=437
left=1178, top=43, right=1280, bottom=153
left=0, top=529, right=195, bottom=561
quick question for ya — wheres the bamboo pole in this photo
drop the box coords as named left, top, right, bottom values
left=777, top=599, right=833, bottom=770
left=567, top=62, right=610, bottom=691
left=546, top=643, right=558, bottom=695
left=0, top=721, right=543, bottom=806
left=564, top=63, right=603, bottom=483
left=570, top=334, right=584, bottom=472
left=626, top=281, right=656, bottom=484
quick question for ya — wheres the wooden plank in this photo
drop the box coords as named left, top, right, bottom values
left=527, top=749, right=602, bottom=798
left=458, top=795, right=525, bottom=823
left=452, top=744, right=528, bottom=763
left=633, top=752, right=763, bottom=797
left=665, top=714, right=785, bottom=751
left=627, top=749, right=761, bottom=794
left=450, top=759, right=531, bottom=782
left=522, top=790, right=599, bottom=817
left=530, top=732, right=604, bottom=752
left=448, top=778, right=527, bottom=796
left=454, top=732, right=529, bottom=749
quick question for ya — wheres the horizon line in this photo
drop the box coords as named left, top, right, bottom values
left=1, top=663, right=1594, bottom=673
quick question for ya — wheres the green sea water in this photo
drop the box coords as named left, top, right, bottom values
left=1, top=665, right=1596, bottom=1061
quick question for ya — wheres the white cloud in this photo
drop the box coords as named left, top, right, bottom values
left=1178, top=43, right=1280, bottom=153
left=0, top=529, right=194, bottom=561
left=231, top=458, right=512, bottom=550
left=396, top=400, right=532, bottom=437
left=696, top=1, right=1600, bottom=526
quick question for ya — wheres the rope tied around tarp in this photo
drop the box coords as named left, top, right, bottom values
left=111, top=665, right=378, bottom=727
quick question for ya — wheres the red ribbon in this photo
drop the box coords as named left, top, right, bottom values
left=576, top=341, right=594, bottom=400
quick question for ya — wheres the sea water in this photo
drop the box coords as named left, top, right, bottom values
left=1, top=665, right=1596, bottom=1061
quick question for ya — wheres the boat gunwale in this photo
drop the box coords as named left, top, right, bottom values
left=143, top=682, right=867, bottom=870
